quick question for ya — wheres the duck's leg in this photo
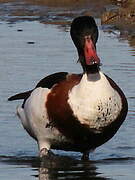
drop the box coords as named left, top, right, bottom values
left=81, top=150, right=90, bottom=160
left=39, top=148, right=54, bottom=158
left=39, top=148, right=49, bottom=158
left=38, top=141, right=54, bottom=159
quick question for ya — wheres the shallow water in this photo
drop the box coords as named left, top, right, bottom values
left=0, top=1, right=135, bottom=180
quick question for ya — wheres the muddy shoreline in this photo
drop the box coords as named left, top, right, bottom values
left=101, top=0, right=135, bottom=41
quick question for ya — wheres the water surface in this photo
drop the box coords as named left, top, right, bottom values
left=0, top=2, right=135, bottom=180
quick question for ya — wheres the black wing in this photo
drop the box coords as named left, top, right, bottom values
left=8, top=72, right=68, bottom=103
left=8, top=90, right=32, bottom=101
left=35, top=72, right=68, bottom=89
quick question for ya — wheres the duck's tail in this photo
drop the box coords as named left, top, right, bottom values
left=8, top=90, right=32, bottom=101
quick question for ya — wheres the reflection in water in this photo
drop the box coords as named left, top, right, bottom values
left=38, top=155, right=135, bottom=180
left=38, top=157, right=98, bottom=180
left=128, top=36, right=135, bottom=57
left=0, top=155, right=110, bottom=180
left=128, top=36, right=135, bottom=48
left=2, top=154, right=135, bottom=180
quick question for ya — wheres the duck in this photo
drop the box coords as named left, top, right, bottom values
left=8, top=16, right=128, bottom=160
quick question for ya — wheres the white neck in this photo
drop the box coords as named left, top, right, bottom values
left=83, top=71, right=101, bottom=82
left=77, top=71, right=107, bottom=94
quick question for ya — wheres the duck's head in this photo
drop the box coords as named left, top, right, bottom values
left=70, top=16, right=101, bottom=73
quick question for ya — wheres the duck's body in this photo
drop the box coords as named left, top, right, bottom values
left=8, top=16, right=128, bottom=159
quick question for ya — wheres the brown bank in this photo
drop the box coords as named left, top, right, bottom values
left=101, top=0, right=135, bottom=42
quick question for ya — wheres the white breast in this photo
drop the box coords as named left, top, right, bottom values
left=68, top=72, right=122, bottom=131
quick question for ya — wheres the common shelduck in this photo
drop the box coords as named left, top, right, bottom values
left=8, top=16, right=128, bottom=160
